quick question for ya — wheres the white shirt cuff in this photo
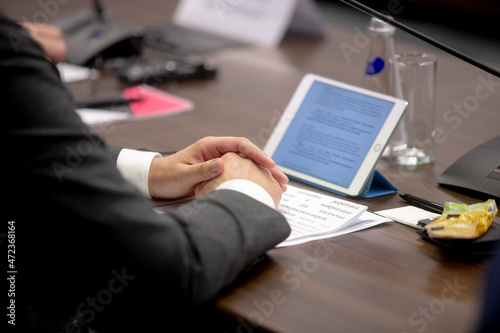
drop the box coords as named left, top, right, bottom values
left=215, top=179, right=276, bottom=209
left=116, top=149, right=161, bottom=198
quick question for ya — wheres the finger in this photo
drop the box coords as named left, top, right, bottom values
left=269, top=166, right=289, bottom=187
left=200, top=137, right=276, bottom=169
left=233, top=139, right=276, bottom=169
left=188, top=158, right=224, bottom=184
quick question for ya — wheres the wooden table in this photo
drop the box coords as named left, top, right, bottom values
left=5, top=1, right=500, bottom=332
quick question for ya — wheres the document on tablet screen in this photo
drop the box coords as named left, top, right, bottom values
left=272, top=80, right=395, bottom=188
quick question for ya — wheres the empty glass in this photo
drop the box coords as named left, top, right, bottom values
left=389, top=52, right=437, bottom=166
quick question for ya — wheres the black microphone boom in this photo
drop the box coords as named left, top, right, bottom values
left=339, top=0, right=500, bottom=78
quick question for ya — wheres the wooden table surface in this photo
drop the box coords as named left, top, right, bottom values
left=4, top=1, right=500, bottom=332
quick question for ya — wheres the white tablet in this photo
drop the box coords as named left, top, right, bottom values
left=264, top=73, right=407, bottom=197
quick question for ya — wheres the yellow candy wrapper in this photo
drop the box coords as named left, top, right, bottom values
left=425, top=199, right=498, bottom=239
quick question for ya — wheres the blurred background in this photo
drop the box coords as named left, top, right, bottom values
left=317, top=0, right=500, bottom=72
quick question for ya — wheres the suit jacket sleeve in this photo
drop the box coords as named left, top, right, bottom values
left=0, top=14, right=290, bottom=332
left=105, top=144, right=124, bottom=162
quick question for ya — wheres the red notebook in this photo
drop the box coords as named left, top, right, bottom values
left=123, top=84, right=193, bottom=118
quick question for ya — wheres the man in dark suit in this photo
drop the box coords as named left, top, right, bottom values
left=1, top=13, right=290, bottom=332
left=475, top=244, right=500, bottom=333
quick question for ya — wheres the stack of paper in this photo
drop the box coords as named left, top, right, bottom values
left=277, top=185, right=390, bottom=247
left=75, top=85, right=194, bottom=126
left=75, top=108, right=131, bottom=125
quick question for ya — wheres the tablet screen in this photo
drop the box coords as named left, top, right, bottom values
left=271, top=80, right=396, bottom=189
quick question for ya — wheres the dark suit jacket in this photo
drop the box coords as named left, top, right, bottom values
left=1, top=14, right=290, bottom=332
left=475, top=244, right=500, bottom=333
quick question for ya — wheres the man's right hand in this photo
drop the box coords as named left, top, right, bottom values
left=195, top=152, right=284, bottom=209
left=20, top=22, right=66, bottom=63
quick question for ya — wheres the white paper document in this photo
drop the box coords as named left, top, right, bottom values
left=375, top=206, right=440, bottom=229
left=75, top=108, right=131, bottom=125
left=56, top=62, right=98, bottom=83
left=277, top=185, right=391, bottom=247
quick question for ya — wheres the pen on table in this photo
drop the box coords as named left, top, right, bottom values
left=74, top=97, right=143, bottom=109
left=399, top=193, right=444, bottom=214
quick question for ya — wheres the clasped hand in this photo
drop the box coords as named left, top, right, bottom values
left=148, top=137, right=288, bottom=208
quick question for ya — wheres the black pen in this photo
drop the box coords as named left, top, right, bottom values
left=399, top=193, right=444, bottom=214
left=74, top=97, right=143, bottom=109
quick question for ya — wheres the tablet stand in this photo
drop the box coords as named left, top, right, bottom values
left=289, top=169, right=397, bottom=199
left=357, top=169, right=398, bottom=198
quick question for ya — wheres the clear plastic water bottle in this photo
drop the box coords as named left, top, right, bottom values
left=362, top=17, right=407, bottom=156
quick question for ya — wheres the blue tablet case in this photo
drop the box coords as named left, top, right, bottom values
left=289, top=169, right=397, bottom=199
left=358, top=169, right=398, bottom=198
